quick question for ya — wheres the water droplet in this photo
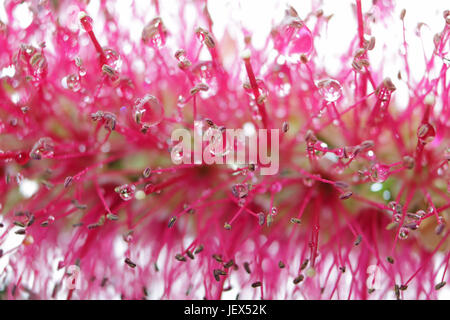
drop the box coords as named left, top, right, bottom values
left=79, top=67, right=87, bottom=77
left=30, top=137, right=54, bottom=160
left=115, top=184, right=136, bottom=201
left=370, top=163, right=390, bottom=182
left=415, top=210, right=426, bottom=218
left=417, top=123, right=436, bottom=144
left=103, top=48, right=122, bottom=72
left=15, top=152, right=29, bottom=165
left=251, top=106, right=262, bottom=121
left=203, top=127, right=230, bottom=156
left=175, top=49, right=191, bottom=69
left=243, top=79, right=268, bottom=100
left=273, top=9, right=313, bottom=63
left=16, top=45, right=48, bottom=83
left=142, top=17, right=167, bottom=49
left=195, top=27, right=216, bottom=48
left=79, top=12, right=93, bottom=32
left=123, top=230, right=134, bottom=242
left=317, top=79, right=343, bottom=102
left=192, top=61, right=218, bottom=98
left=399, top=227, right=409, bottom=240
left=64, top=74, right=81, bottom=92
left=177, top=95, right=187, bottom=109
left=133, top=94, right=164, bottom=129
left=171, top=143, right=185, bottom=162
left=231, top=184, right=249, bottom=199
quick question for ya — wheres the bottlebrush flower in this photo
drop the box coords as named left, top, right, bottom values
left=0, top=0, right=449, bottom=300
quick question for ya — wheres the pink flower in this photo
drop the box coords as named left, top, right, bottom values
left=0, top=0, right=449, bottom=300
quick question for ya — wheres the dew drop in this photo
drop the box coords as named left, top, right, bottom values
left=317, top=79, right=343, bottom=102
left=399, top=227, right=409, bottom=240
left=177, top=95, right=187, bottom=109
left=142, top=17, right=167, bottom=49
left=30, top=137, right=55, bottom=160
left=79, top=12, right=93, bottom=32
left=231, top=184, right=249, bottom=199
left=273, top=10, right=313, bottom=63
left=243, top=79, right=268, bottom=101
left=415, top=210, right=426, bottom=218
left=370, top=163, right=390, bottom=182
left=78, top=67, right=87, bottom=77
left=17, top=45, right=48, bottom=82
left=287, top=25, right=313, bottom=55
left=417, top=123, right=436, bottom=144
left=15, top=152, right=29, bottom=165
left=203, top=127, right=231, bottom=156
left=175, top=49, right=191, bottom=69
left=171, top=143, right=185, bottom=162
left=192, top=61, right=218, bottom=98
left=103, top=48, right=122, bottom=73
left=133, top=95, right=164, bottom=129
left=64, top=74, right=81, bottom=92
left=115, top=184, right=136, bottom=201
left=195, top=27, right=216, bottom=48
